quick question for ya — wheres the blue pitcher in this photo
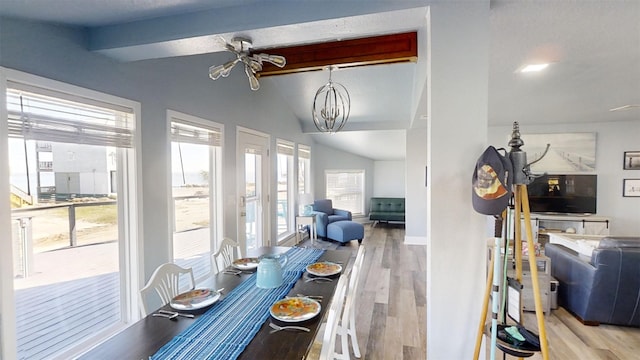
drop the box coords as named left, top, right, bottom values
left=256, top=253, right=288, bottom=289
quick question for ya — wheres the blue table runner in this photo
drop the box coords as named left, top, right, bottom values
left=151, top=247, right=325, bottom=360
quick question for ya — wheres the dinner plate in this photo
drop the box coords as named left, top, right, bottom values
left=232, top=257, right=260, bottom=270
left=170, top=288, right=221, bottom=311
left=306, top=262, right=342, bottom=277
left=270, top=297, right=321, bottom=323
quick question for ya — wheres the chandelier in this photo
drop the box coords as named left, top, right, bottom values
left=209, top=37, right=286, bottom=91
left=312, top=66, right=351, bottom=133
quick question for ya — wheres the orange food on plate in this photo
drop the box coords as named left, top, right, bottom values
left=234, top=257, right=259, bottom=265
left=271, top=298, right=319, bottom=320
left=173, top=289, right=210, bottom=303
left=306, top=262, right=341, bottom=275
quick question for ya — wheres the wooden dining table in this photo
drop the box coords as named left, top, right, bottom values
left=77, top=246, right=351, bottom=360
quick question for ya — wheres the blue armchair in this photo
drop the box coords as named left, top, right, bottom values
left=311, top=199, right=352, bottom=238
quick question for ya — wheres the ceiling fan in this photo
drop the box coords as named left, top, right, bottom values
left=208, top=37, right=286, bottom=91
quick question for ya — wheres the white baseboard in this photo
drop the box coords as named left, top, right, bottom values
left=404, top=235, right=427, bottom=245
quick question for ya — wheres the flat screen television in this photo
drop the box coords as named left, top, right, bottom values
left=526, top=174, right=597, bottom=214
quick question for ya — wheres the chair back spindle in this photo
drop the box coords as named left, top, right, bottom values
left=139, top=263, right=195, bottom=316
left=319, top=274, right=349, bottom=360
left=339, top=245, right=366, bottom=358
left=211, top=237, right=242, bottom=274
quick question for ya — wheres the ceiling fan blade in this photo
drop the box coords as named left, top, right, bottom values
left=244, top=65, right=260, bottom=91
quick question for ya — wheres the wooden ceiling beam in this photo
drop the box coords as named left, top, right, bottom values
left=256, top=31, right=417, bottom=77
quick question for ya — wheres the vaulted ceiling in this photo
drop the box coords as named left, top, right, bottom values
left=1, top=1, right=638, bottom=161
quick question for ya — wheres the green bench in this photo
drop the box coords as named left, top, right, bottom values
left=369, top=197, right=405, bottom=226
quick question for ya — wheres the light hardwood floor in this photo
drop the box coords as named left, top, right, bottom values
left=518, top=307, right=640, bottom=360
left=303, top=223, right=640, bottom=360
left=302, top=223, right=425, bottom=359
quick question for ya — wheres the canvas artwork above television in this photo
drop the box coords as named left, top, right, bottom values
left=517, top=132, right=597, bottom=173
left=527, top=174, right=597, bottom=214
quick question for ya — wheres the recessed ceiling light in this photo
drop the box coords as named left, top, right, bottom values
left=519, top=63, right=549, bottom=73
left=609, top=104, right=640, bottom=112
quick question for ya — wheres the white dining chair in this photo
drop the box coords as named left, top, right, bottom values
left=139, top=262, right=195, bottom=316
left=319, top=274, right=349, bottom=360
left=211, top=237, right=242, bottom=274
left=338, top=245, right=366, bottom=359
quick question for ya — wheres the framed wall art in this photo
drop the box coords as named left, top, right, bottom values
left=623, top=179, right=640, bottom=197
left=624, top=151, right=640, bottom=170
left=512, top=132, right=596, bottom=173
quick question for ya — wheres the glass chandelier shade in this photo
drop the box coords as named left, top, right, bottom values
left=209, top=58, right=240, bottom=80
left=312, top=67, right=350, bottom=133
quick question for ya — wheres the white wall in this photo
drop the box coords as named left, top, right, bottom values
left=405, top=127, right=427, bottom=244
left=489, top=119, right=640, bottom=236
left=427, top=2, right=490, bottom=359
left=0, top=18, right=385, bottom=357
left=373, top=160, right=405, bottom=197
left=0, top=17, right=314, bottom=284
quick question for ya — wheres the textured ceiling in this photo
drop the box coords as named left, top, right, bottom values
left=1, top=0, right=638, bottom=161
left=0, top=0, right=244, bottom=26
left=488, top=1, right=640, bottom=127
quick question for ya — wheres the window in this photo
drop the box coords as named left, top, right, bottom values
left=4, top=73, right=139, bottom=359
left=297, top=144, right=311, bottom=195
left=276, top=140, right=294, bottom=239
left=325, top=170, right=365, bottom=215
left=169, top=111, right=223, bottom=282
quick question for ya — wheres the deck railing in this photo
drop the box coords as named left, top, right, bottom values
left=11, top=200, right=116, bottom=278
left=11, top=195, right=209, bottom=278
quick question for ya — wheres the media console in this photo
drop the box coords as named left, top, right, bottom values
left=484, top=213, right=611, bottom=251
left=531, top=214, right=611, bottom=236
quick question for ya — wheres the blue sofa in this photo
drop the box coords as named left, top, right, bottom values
left=369, top=197, right=405, bottom=226
left=545, top=236, right=640, bottom=327
left=311, top=199, right=352, bottom=238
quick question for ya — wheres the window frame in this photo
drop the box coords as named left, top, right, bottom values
left=276, top=139, right=295, bottom=241
left=167, top=110, right=224, bottom=282
left=0, top=67, right=142, bottom=359
left=324, top=169, right=365, bottom=215
left=297, top=144, right=311, bottom=196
